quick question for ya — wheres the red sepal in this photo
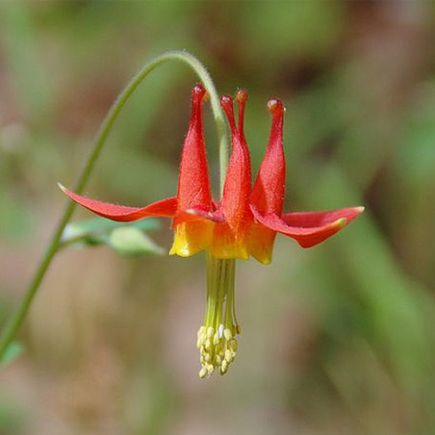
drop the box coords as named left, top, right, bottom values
left=251, top=205, right=364, bottom=248
left=59, top=184, right=177, bottom=222
left=173, top=206, right=224, bottom=226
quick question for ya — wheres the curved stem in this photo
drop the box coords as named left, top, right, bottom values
left=0, top=50, right=229, bottom=362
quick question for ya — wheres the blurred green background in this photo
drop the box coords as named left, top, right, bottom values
left=1, top=1, right=435, bottom=434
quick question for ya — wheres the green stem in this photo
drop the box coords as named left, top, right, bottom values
left=0, top=50, right=229, bottom=362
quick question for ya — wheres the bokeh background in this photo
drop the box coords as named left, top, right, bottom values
left=1, top=1, right=435, bottom=434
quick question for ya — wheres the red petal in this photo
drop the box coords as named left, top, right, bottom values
left=176, top=84, right=213, bottom=212
left=59, top=184, right=177, bottom=222
left=219, top=92, right=252, bottom=234
left=251, top=98, right=285, bottom=215
left=251, top=205, right=364, bottom=248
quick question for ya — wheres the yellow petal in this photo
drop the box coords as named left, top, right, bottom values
left=169, top=221, right=213, bottom=257
left=211, top=223, right=250, bottom=260
left=247, top=224, right=277, bottom=265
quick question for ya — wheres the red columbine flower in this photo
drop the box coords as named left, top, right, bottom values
left=60, top=84, right=364, bottom=378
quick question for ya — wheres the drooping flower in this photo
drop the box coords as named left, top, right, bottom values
left=60, top=84, right=364, bottom=378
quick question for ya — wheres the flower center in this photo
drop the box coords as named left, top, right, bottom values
left=196, top=253, right=240, bottom=378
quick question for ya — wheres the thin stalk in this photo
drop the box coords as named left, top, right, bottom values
left=0, top=50, right=229, bottom=362
left=204, top=250, right=216, bottom=326
left=224, top=260, right=235, bottom=331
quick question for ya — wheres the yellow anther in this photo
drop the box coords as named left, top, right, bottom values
left=205, top=339, right=212, bottom=350
left=229, top=339, right=238, bottom=352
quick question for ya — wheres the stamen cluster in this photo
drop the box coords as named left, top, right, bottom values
left=197, top=325, right=238, bottom=378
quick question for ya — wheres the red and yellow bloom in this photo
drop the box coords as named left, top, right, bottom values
left=60, top=84, right=363, bottom=377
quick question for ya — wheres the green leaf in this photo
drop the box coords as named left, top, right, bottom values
left=0, top=342, right=24, bottom=367
left=108, top=226, right=165, bottom=256
left=61, top=216, right=160, bottom=248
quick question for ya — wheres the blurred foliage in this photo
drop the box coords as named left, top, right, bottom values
left=1, top=1, right=435, bottom=435
left=61, top=216, right=163, bottom=256
left=0, top=342, right=24, bottom=368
